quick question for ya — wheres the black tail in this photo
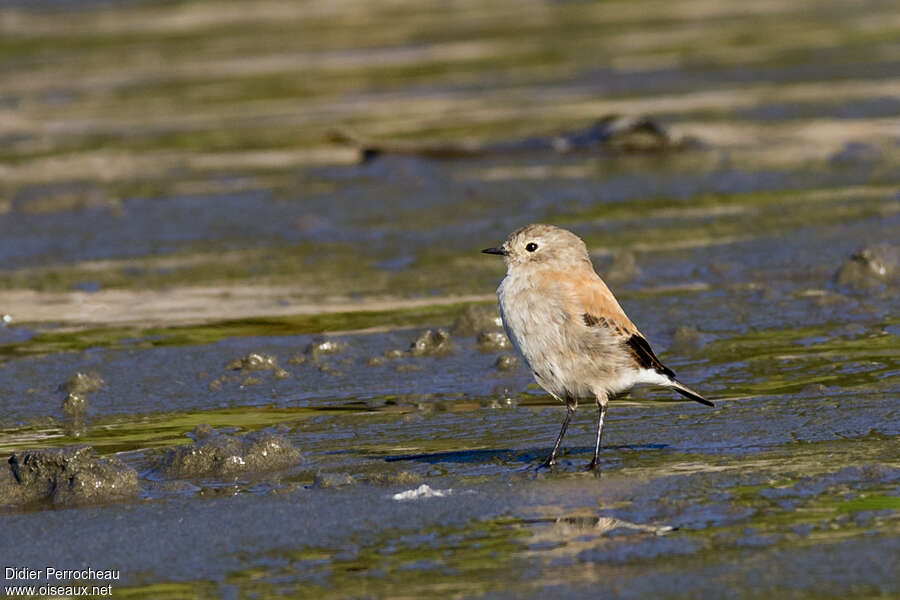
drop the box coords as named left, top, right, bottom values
left=670, top=380, right=714, bottom=407
left=625, top=333, right=714, bottom=407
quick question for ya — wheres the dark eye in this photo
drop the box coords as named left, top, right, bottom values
left=525, top=242, right=538, bottom=252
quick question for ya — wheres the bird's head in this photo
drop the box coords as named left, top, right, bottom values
left=482, top=224, right=592, bottom=272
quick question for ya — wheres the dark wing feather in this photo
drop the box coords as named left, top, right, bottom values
left=625, top=334, right=675, bottom=379
left=626, top=334, right=714, bottom=406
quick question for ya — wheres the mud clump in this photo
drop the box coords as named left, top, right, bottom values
left=1, top=446, right=138, bottom=508
left=834, top=244, right=899, bottom=290
left=59, top=371, right=103, bottom=435
left=213, top=352, right=290, bottom=388
left=60, top=371, right=104, bottom=396
left=365, top=471, right=423, bottom=486
left=451, top=305, right=503, bottom=336
left=802, top=383, right=828, bottom=395
left=494, top=354, right=520, bottom=371
left=155, top=425, right=302, bottom=479
left=670, top=325, right=704, bottom=354
left=226, top=352, right=290, bottom=378
left=318, top=363, right=342, bottom=376
left=601, top=251, right=641, bottom=285
left=477, top=330, right=511, bottom=352
left=289, top=338, right=349, bottom=375
left=226, top=352, right=278, bottom=371
left=61, top=393, right=87, bottom=415
left=61, top=395, right=88, bottom=436
left=306, top=338, right=348, bottom=360
left=409, top=328, right=454, bottom=356
left=289, top=338, right=348, bottom=365
left=829, top=141, right=883, bottom=166
left=455, top=305, right=512, bottom=354
left=312, top=472, right=355, bottom=488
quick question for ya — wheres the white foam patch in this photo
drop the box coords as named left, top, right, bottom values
left=391, top=484, right=451, bottom=501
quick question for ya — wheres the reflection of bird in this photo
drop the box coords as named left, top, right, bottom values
left=483, top=224, right=713, bottom=469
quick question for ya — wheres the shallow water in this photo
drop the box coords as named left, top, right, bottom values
left=0, top=0, right=898, bottom=598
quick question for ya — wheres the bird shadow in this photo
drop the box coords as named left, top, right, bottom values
left=383, top=444, right=668, bottom=466
left=385, top=448, right=540, bottom=465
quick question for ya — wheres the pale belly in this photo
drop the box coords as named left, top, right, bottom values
left=498, top=277, right=611, bottom=402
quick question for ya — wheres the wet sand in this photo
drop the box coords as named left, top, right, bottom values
left=0, top=0, right=898, bottom=598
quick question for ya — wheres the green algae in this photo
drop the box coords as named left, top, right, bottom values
left=565, top=185, right=900, bottom=253
left=3, top=0, right=898, bottom=189
left=0, top=406, right=316, bottom=455
left=836, top=495, right=900, bottom=513
left=693, top=482, right=900, bottom=548
left=0, top=239, right=492, bottom=295
left=3, top=180, right=895, bottom=301
left=224, top=516, right=531, bottom=599
left=702, top=317, right=900, bottom=397
left=110, top=582, right=219, bottom=600
left=552, top=184, right=900, bottom=225
left=0, top=301, right=485, bottom=359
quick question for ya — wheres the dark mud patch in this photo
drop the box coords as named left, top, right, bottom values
left=834, top=243, right=899, bottom=291
left=1, top=445, right=138, bottom=509
left=599, top=250, right=642, bottom=285
left=477, top=330, right=511, bottom=352
left=311, top=472, right=356, bottom=488
left=225, top=352, right=288, bottom=375
left=409, top=328, right=454, bottom=356
left=364, top=470, right=423, bottom=487
left=151, top=425, right=302, bottom=480
left=58, top=370, right=103, bottom=434
left=494, top=354, right=520, bottom=371
left=331, top=115, right=696, bottom=163
left=451, top=304, right=503, bottom=336
left=297, top=337, right=349, bottom=362
left=211, top=351, right=291, bottom=388
left=287, top=337, right=350, bottom=376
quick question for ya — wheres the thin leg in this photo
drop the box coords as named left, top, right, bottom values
left=587, top=394, right=608, bottom=470
left=543, top=403, right=575, bottom=467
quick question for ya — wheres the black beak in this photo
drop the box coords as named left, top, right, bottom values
left=482, top=246, right=508, bottom=256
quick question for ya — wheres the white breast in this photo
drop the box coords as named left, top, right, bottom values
left=498, top=273, right=581, bottom=401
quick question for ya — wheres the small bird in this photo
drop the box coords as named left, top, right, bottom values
left=483, top=224, right=712, bottom=469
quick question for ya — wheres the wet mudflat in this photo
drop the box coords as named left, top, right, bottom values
left=0, top=0, right=899, bottom=598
